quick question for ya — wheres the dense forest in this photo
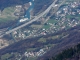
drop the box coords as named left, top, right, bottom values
left=33, top=0, right=53, bottom=14
left=0, top=0, right=53, bottom=12
left=48, top=44, right=80, bottom=60
left=0, top=20, right=18, bottom=29
left=0, top=0, right=30, bottom=10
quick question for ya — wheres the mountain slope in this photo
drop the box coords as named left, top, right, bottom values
left=49, top=44, right=80, bottom=60
left=38, top=25, right=80, bottom=60
left=0, top=25, right=80, bottom=60
left=0, top=0, right=30, bottom=10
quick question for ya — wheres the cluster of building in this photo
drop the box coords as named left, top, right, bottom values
left=24, top=48, right=48, bottom=57
left=44, top=1, right=80, bottom=34
left=11, top=1, right=80, bottom=42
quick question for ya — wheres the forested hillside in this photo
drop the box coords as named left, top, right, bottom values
left=0, top=25, right=80, bottom=60
left=0, top=0, right=53, bottom=12
left=38, top=25, right=80, bottom=60
left=48, top=44, right=80, bottom=60
left=33, top=0, right=53, bottom=14
left=0, top=0, right=30, bottom=10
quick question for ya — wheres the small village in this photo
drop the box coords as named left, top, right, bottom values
left=24, top=48, right=48, bottom=57
left=0, top=0, right=80, bottom=60
left=12, top=1, right=80, bottom=41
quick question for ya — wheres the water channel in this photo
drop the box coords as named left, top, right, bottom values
left=8, top=0, right=34, bottom=30
left=24, top=0, right=34, bottom=19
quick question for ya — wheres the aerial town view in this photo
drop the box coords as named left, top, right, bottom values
left=0, top=0, right=80, bottom=60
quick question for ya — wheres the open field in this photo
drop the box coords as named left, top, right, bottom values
left=0, top=7, right=18, bottom=22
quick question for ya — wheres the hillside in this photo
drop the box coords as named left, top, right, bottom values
left=0, top=25, right=80, bottom=60
left=0, top=0, right=30, bottom=10
left=48, top=44, right=80, bottom=60
left=33, top=0, right=53, bottom=15
left=38, top=25, right=80, bottom=60
left=0, top=0, right=52, bottom=11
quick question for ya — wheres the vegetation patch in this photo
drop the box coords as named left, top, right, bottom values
left=0, top=7, right=18, bottom=23
left=47, top=19, right=57, bottom=24
left=38, top=38, right=46, bottom=43
left=49, top=44, right=80, bottom=60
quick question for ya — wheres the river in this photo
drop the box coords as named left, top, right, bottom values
left=24, top=0, right=34, bottom=19
left=8, top=0, right=34, bottom=30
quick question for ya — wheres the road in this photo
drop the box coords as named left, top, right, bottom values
left=0, top=0, right=58, bottom=38
left=26, top=0, right=66, bottom=39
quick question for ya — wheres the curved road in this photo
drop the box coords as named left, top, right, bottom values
left=0, top=0, right=59, bottom=38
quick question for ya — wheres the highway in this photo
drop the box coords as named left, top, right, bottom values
left=0, top=0, right=58, bottom=38
left=0, top=0, right=67, bottom=38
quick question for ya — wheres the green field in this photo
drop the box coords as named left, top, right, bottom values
left=42, top=19, right=57, bottom=30
left=0, top=7, right=18, bottom=22
left=38, top=38, right=46, bottom=43
left=47, top=19, right=57, bottom=24
left=1, top=53, right=12, bottom=60
left=43, top=24, right=51, bottom=30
